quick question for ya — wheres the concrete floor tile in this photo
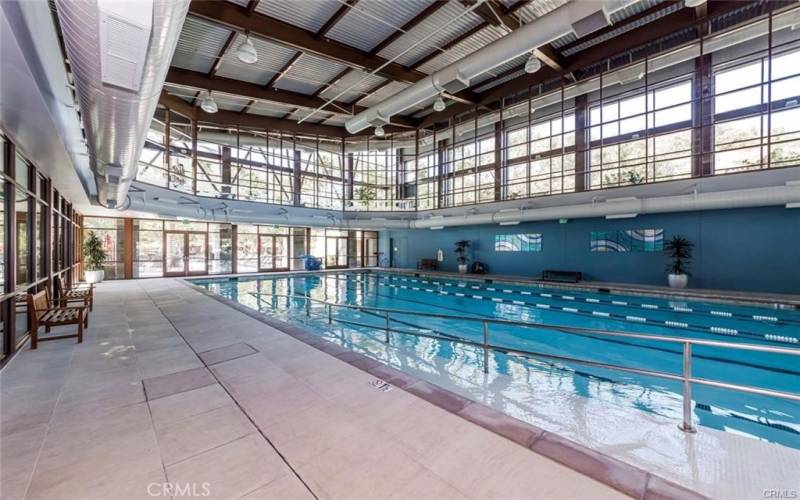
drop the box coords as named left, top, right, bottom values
left=148, top=383, right=233, bottom=429
left=165, top=434, right=292, bottom=500
left=239, top=473, right=314, bottom=500
left=143, top=367, right=216, bottom=401
left=156, top=404, right=255, bottom=465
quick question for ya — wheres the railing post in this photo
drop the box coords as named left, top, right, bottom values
left=384, top=311, right=390, bottom=343
left=483, top=321, right=489, bottom=374
left=679, top=341, right=696, bottom=433
left=327, top=303, right=332, bottom=324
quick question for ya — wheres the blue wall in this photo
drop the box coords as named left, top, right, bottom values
left=380, top=206, right=800, bottom=294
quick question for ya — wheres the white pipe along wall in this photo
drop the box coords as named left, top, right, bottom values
left=125, top=182, right=800, bottom=229
left=345, top=0, right=640, bottom=134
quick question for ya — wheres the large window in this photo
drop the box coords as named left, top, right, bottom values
left=588, top=80, right=693, bottom=188
left=712, top=47, right=800, bottom=174
left=83, top=217, right=125, bottom=280
left=136, top=7, right=800, bottom=211
left=443, top=134, right=495, bottom=207
left=506, top=113, right=575, bottom=199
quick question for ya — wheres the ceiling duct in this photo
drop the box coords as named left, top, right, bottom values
left=55, top=0, right=189, bottom=208
left=345, top=0, right=640, bottom=134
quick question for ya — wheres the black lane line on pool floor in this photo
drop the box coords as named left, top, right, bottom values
left=323, top=272, right=800, bottom=327
left=374, top=273, right=800, bottom=325
left=303, top=278, right=800, bottom=378
left=347, top=274, right=799, bottom=346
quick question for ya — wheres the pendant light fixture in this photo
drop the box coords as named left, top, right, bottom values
left=236, top=35, right=258, bottom=64
left=200, top=90, right=218, bottom=114
left=524, top=52, right=541, bottom=74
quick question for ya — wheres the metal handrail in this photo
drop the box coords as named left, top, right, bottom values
left=250, top=291, right=800, bottom=433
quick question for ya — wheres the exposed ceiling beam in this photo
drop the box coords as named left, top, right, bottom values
left=556, top=0, right=682, bottom=54
left=461, top=0, right=568, bottom=74
left=160, top=91, right=346, bottom=137
left=409, top=22, right=485, bottom=71
left=160, top=91, right=408, bottom=137
left=419, top=1, right=754, bottom=128
left=207, top=32, right=236, bottom=78
left=188, top=0, right=427, bottom=85
left=369, top=1, right=448, bottom=56
left=263, top=51, right=303, bottom=89
left=312, top=67, right=352, bottom=98
left=165, top=67, right=417, bottom=127
left=315, top=0, right=358, bottom=39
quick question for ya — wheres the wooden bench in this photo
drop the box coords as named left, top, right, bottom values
left=542, top=270, right=582, bottom=283
left=55, top=275, right=93, bottom=311
left=27, top=289, right=88, bottom=349
left=417, top=258, right=438, bottom=271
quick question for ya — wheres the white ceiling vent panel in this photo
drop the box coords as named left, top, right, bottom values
left=98, top=1, right=153, bottom=92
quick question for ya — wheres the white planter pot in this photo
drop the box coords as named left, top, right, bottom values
left=458, top=264, right=468, bottom=274
left=668, top=273, right=688, bottom=289
left=85, top=270, right=105, bottom=284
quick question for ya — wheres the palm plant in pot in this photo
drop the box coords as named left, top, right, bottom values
left=454, top=240, right=470, bottom=274
left=664, top=235, right=693, bottom=289
left=83, top=230, right=108, bottom=284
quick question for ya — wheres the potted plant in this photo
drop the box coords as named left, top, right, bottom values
left=83, top=230, right=108, bottom=284
left=454, top=240, right=470, bottom=274
left=664, top=235, right=693, bottom=289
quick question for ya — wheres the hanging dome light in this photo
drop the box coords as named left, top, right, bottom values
left=374, top=124, right=385, bottom=137
left=524, top=53, right=541, bottom=74
left=684, top=0, right=707, bottom=7
left=200, top=91, right=218, bottom=114
left=236, top=35, right=258, bottom=64
left=433, top=96, right=446, bottom=112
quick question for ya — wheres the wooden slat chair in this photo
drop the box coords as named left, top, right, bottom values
left=55, top=275, right=93, bottom=311
left=27, top=289, right=88, bottom=349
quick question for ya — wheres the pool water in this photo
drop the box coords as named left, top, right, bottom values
left=193, top=271, right=800, bottom=449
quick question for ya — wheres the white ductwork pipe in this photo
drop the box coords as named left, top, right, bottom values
left=345, top=0, right=639, bottom=134
left=408, top=183, right=800, bottom=229
left=126, top=182, right=799, bottom=230
left=56, top=0, right=189, bottom=208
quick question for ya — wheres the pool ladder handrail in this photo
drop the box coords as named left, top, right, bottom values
left=251, top=292, right=800, bottom=434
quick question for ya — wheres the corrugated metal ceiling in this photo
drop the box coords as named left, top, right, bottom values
left=254, top=0, right=342, bottom=33
left=326, top=0, right=435, bottom=52
left=376, top=1, right=483, bottom=68
left=318, top=69, right=386, bottom=104
left=273, top=54, right=348, bottom=95
left=215, top=34, right=299, bottom=85
left=172, top=17, right=232, bottom=74
left=169, top=0, right=696, bottom=127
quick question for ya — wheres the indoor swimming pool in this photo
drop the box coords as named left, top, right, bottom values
left=193, top=271, right=800, bottom=450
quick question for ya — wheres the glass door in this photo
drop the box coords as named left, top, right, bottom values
left=274, top=236, right=289, bottom=270
left=325, top=236, right=348, bottom=269
left=187, top=233, right=207, bottom=275
left=165, top=232, right=186, bottom=276
left=164, top=231, right=207, bottom=276
left=259, top=235, right=290, bottom=272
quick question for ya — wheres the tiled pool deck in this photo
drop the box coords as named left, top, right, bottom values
left=2, top=279, right=634, bottom=499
